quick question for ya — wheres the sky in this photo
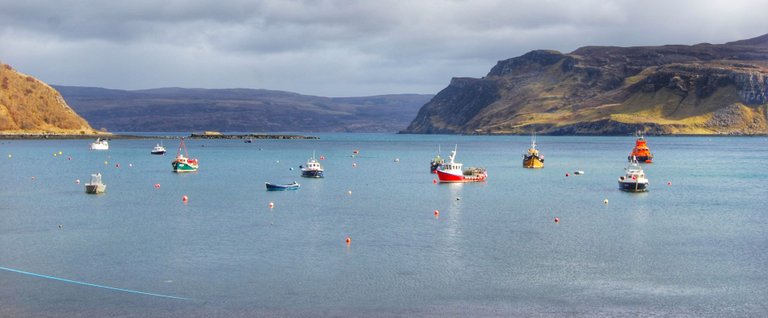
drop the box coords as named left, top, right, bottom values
left=1, top=0, right=766, bottom=97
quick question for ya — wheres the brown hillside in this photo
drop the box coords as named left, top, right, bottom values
left=0, top=62, right=98, bottom=135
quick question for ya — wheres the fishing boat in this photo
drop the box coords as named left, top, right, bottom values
left=522, top=135, right=544, bottom=168
left=430, top=145, right=444, bottom=173
left=171, top=138, right=198, bottom=172
left=84, top=173, right=106, bottom=194
left=300, top=152, right=324, bottom=178
left=90, top=138, right=109, bottom=150
left=618, top=157, right=649, bottom=192
left=435, top=146, right=487, bottom=183
left=265, top=181, right=300, bottom=191
left=629, top=132, right=653, bottom=163
left=150, top=142, right=166, bottom=155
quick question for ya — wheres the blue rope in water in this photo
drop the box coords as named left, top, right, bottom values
left=0, top=266, right=189, bottom=301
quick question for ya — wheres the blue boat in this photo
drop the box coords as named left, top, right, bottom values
left=265, top=181, right=300, bottom=191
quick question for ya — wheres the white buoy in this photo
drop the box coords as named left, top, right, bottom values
left=603, top=199, right=609, bottom=205
left=347, top=190, right=352, bottom=195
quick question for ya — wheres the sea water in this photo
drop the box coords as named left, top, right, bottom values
left=1, top=134, right=767, bottom=317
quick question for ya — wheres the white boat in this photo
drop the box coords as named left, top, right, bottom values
left=90, top=138, right=109, bottom=150
left=151, top=142, right=166, bottom=155
left=84, top=173, right=106, bottom=194
left=300, top=152, right=324, bottom=178
left=618, top=158, right=649, bottom=192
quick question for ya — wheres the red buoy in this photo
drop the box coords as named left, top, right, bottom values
left=565, top=173, right=569, bottom=177
left=434, top=210, right=439, bottom=217
left=269, top=202, right=275, bottom=209
left=154, top=183, right=161, bottom=189
left=433, top=179, right=437, bottom=184
left=345, top=236, right=351, bottom=245
left=554, top=217, right=560, bottom=223
left=182, top=195, right=189, bottom=202
left=667, top=181, right=672, bottom=186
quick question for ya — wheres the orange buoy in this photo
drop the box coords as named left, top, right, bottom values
left=182, top=195, right=189, bottom=202
left=434, top=210, right=439, bottom=217
left=154, top=183, right=161, bottom=189
left=345, top=236, right=351, bottom=245
left=554, top=217, right=560, bottom=223
left=269, top=202, right=274, bottom=209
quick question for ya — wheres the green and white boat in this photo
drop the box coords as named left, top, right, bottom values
left=172, top=138, right=198, bottom=172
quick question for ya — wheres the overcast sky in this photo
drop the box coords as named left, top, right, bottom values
left=1, top=0, right=765, bottom=97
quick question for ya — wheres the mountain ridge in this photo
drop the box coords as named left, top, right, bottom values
left=55, top=86, right=432, bottom=133
left=403, top=33, right=768, bottom=135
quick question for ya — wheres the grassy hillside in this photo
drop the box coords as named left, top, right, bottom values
left=404, top=34, right=768, bottom=135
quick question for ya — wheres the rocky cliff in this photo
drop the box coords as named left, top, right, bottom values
left=0, top=62, right=97, bottom=134
left=403, top=34, right=768, bottom=135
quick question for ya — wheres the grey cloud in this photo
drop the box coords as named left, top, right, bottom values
left=0, top=0, right=765, bottom=96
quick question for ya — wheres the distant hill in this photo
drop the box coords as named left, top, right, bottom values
left=403, top=34, right=768, bottom=135
left=0, top=62, right=97, bottom=135
left=55, top=86, right=432, bottom=132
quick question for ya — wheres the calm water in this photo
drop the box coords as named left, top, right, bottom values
left=1, top=134, right=767, bottom=317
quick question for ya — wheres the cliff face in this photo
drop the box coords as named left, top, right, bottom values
left=403, top=34, right=768, bottom=135
left=0, top=62, right=96, bottom=134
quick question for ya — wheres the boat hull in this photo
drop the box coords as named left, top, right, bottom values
left=618, top=180, right=648, bottom=192
left=436, top=169, right=487, bottom=183
left=301, top=170, right=324, bottom=178
left=85, top=184, right=106, bottom=194
left=523, top=156, right=544, bottom=168
left=151, top=150, right=166, bottom=155
left=628, top=155, right=652, bottom=163
left=266, top=183, right=300, bottom=191
left=172, top=161, right=198, bottom=172
left=90, top=144, right=108, bottom=150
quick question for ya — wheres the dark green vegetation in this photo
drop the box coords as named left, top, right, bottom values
left=56, top=86, right=432, bottom=133
left=404, top=34, right=768, bottom=135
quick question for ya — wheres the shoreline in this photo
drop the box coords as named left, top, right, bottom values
left=0, top=133, right=320, bottom=140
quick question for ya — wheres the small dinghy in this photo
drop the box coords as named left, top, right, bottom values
left=265, top=181, right=300, bottom=191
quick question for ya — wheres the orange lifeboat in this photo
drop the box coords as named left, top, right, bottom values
left=629, top=133, right=653, bottom=163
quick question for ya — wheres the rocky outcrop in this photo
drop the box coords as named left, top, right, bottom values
left=403, top=34, right=768, bottom=135
left=0, top=62, right=97, bottom=134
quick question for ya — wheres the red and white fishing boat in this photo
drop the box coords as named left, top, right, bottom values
left=435, top=146, right=487, bottom=183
